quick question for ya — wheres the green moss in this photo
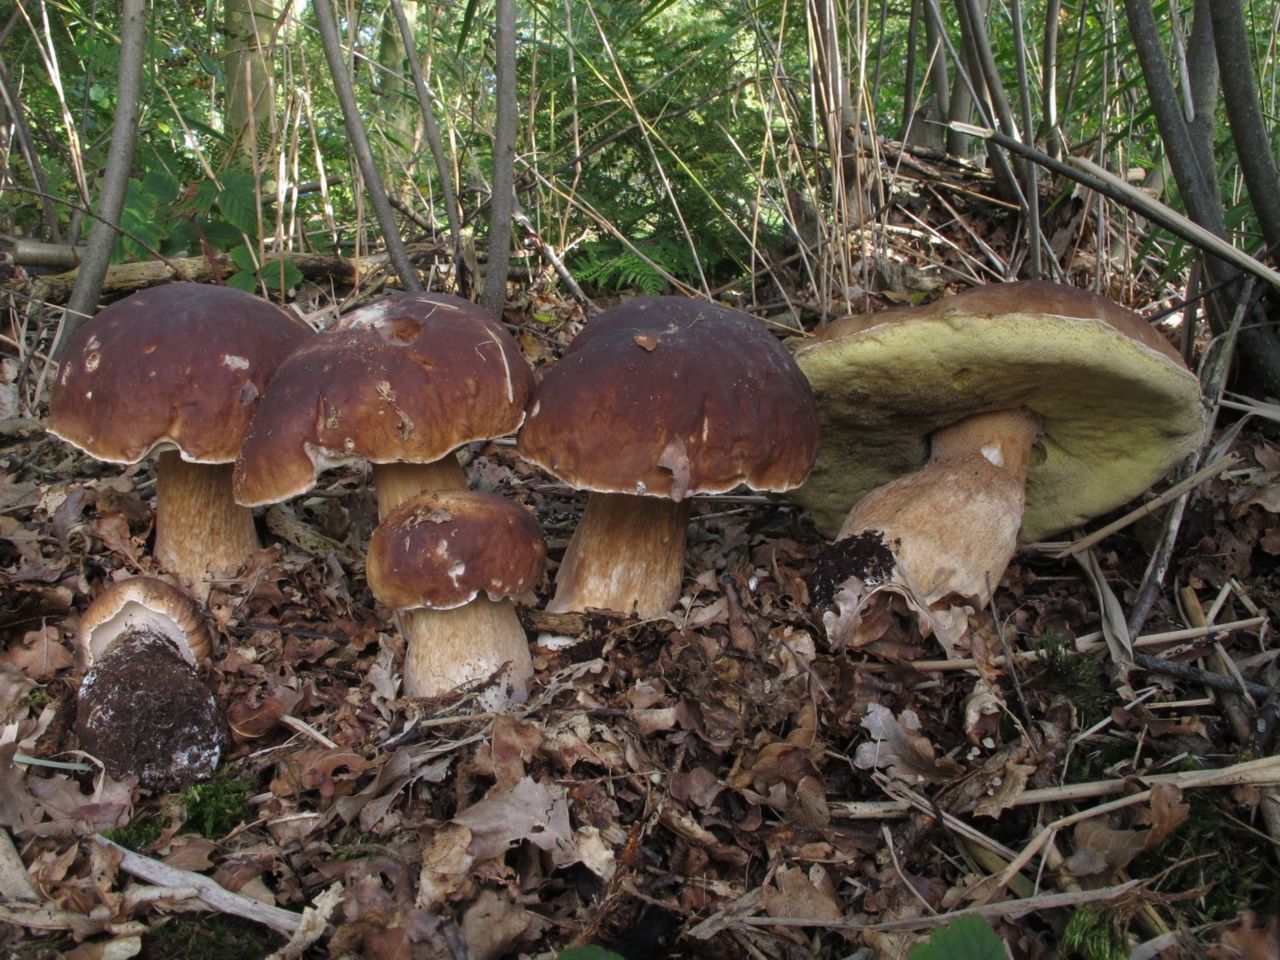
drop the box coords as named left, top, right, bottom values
left=102, top=813, right=164, bottom=852
left=178, top=770, right=255, bottom=840
left=140, top=914, right=283, bottom=960
left=1029, top=633, right=1111, bottom=729
left=1062, top=907, right=1128, bottom=960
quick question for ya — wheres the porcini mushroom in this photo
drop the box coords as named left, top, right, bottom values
left=233, top=291, right=533, bottom=518
left=517, top=297, right=820, bottom=618
left=48, top=283, right=312, bottom=593
left=790, top=282, right=1205, bottom=647
left=74, top=577, right=226, bottom=789
left=366, top=489, right=545, bottom=706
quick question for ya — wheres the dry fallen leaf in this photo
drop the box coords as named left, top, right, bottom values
left=452, top=776, right=578, bottom=867
left=853, top=703, right=963, bottom=784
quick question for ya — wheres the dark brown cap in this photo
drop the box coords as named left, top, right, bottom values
left=78, top=576, right=213, bottom=670
left=516, top=297, right=819, bottom=500
left=234, top=292, right=534, bottom=506
left=366, top=490, right=546, bottom=610
left=48, top=283, right=312, bottom=464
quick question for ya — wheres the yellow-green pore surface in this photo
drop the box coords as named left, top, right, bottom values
left=791, top=309, right=1205, bottom=541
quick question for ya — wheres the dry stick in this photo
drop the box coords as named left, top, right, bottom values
left=97, top=837, right=302, bottom=934
left=512, top=198, right=599, bottom=316
left=1132, top=652, right=1272, bottom=700
left=1037, top=453, right=1238, bottom=558
left=882, top=616, right=1267, bottom=674
left=952, top=122, right=1280, bottom=292
left=833, top=751, right=1280, bottom=821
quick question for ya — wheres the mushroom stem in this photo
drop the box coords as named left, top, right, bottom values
left=550, top=492, right=692, bottom=618
left=154, top=452, right=260, bottom=593
left=838, top=408, right=1041, bottom=606
left=372, top=457, right=469, bottom=518
left=399, top=596, right=533, bottom=707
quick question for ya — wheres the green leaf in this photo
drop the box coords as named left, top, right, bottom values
left=226, top=270, right=259, bottom=293
left=907, top=916, right=1006, bottom=960
left=216, top=170, right=260, bottom=236
left=456, top=0, right=480, bottom=55
left=556, top=947, right=625, bottom=960
left=228, top=244, right=258, bottom=274
left=261, top=259, right=304, bottom=293
left=140, top=168, right=181, bottom=207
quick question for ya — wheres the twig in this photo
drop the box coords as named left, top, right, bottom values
left=1133, top=652, right=1272, bottom=699
left=279, top=714, right=338, bottom=749
left=99, top=836, right=302, bottom=934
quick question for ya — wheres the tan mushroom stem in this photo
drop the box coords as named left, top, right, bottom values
left=549, top=492, right=692, bottom=618
left=371, top=458, right=532, bottom=708
left=398, top=596, right=533, bottom=706
left=372, top=457, right=469, bottom=518
left=837, top=408, right=1041, bottom=607
left=154, top=452, right=260, bottom=593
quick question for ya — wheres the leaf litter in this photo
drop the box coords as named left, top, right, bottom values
left=4, top=273, right=1280, bottom=956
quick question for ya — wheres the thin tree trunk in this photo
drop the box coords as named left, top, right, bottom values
left=312, top=0, right=420, bottom=291
left=1186, top=0, right=1219, bottom=181
left=0, top=54, right=61, bottom=242
left=1123, top=0, right=1280, bottom=394
left=57, top=0, right=146, bottom=354
left=483, top=0, right=517, bottom=317
left=389, top=0, right=464, bottom=288
left=1210, top=0, right=1280, bottom=253
left=1040, top=0, right=1061, bottom=158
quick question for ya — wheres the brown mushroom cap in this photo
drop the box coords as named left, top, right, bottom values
left=516, top=297, right=819, bottom=500
left=790, top=281, right=1206, bottom=541
left=367, top=490, right=546, bottom=611
left=48, top=283, right=311, bottom=464
left=234, top=292, right=534, bottom=506
left=78, top=577, right=213, bottom=669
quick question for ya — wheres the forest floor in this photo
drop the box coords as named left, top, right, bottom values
left=3, top=151, right=1280, bottom=960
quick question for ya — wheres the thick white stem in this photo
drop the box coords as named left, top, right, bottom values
left=840, top=408, right=1040, bottom=607
left=550, top=492, right=691, bottom=618
left=399, top=596, right=533, bottom=708
left=154, top=451, right=260, bottom=595
left=372, top=456, right=469, bottom=519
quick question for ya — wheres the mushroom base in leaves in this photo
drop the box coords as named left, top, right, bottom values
left=367, top=490, right=546, bottom=711
left=154, top=452, right=261, bottom=595
left=548, top=492, right=691, bottom=619
left=819, top=408, right=1040, bottom=652
left=397, top=598, right=534, bottom=706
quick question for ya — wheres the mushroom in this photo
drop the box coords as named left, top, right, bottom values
left=366, top=489, right=546, bottom=705
left=47, top=283, right=312, bottom=593
left=790, top=282, right=1206, bottom=648
left=233, top=291, right=534, bottom=519
left=517, top=297, right=820, bottom=618
left=74, top=577, right=226, bottom=790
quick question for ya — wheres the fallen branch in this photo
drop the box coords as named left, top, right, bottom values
left=98, top=836, right=303, bottom=934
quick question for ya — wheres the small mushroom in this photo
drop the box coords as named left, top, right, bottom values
left=233, top=291, right=534, bottom=518
left=48, top=283, right=312, bottom=593
left=517, top=297, right=819, bottom=618
left=790, top=282, right=1206, bottom=647
left=74, top=578, right=226, bottom=790
left=366, top=490, right=546, bottom=706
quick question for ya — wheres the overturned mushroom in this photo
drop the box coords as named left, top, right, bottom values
left=517, top=297, right=819, bottom=618
left=74, top=578, right=226, bottom=790
left=366, top=490, right=545, bottom=707
left=791, top=282, right=1205, bottom=649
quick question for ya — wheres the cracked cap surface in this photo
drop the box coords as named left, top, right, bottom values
left=517, top=297, right=819, bottom=501
left=366, top=489, right=547, bottom=610
left=233, top=292, right=534, bottom=506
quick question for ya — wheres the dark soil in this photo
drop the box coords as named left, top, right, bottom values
left=805, top=529, right=897, bottom=608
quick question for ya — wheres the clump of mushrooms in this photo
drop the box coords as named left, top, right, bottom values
left=790, top=282, right=1205, bottom=651
left=517, top=296, right=819, bottom=619
left=48, top=282, right=312, bottom=594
